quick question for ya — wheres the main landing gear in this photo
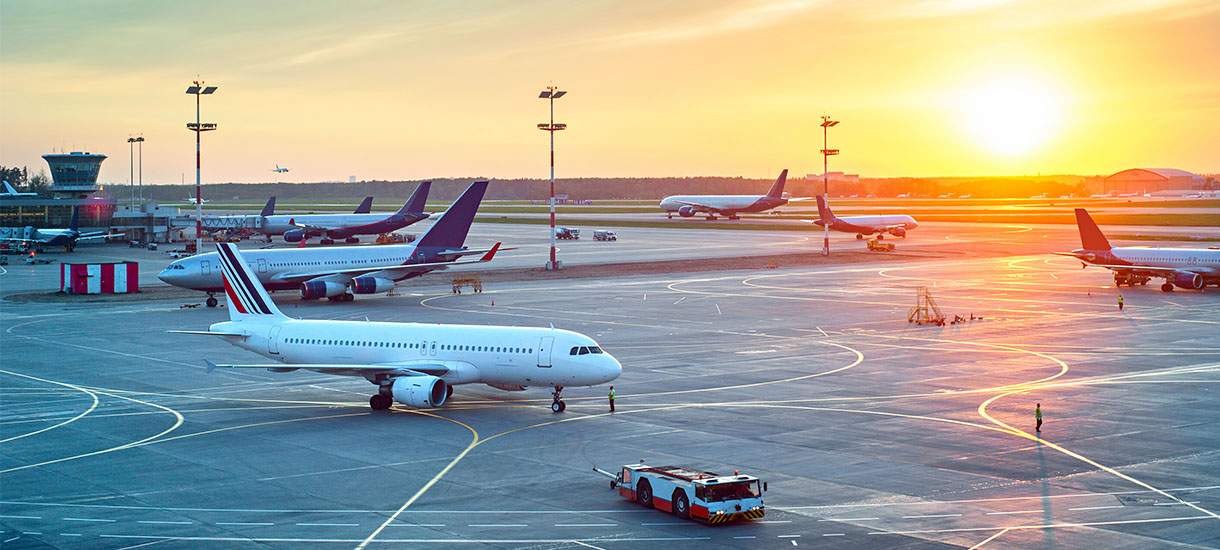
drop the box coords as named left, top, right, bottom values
left=856, top=234, right=864, bottom=240
left=328, top=293, right=355, bottom=302
left=1162, top=282, right=1175, bottom=292
left=206, top=294, right=218, bottom=308
left=551, top=385, right=566, bottom=413
left=320, top=238, right=335, bottom=245
left=345, top=237, right=360, bottom=244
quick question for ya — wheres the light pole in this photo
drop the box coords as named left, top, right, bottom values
left=127, top=137, right=136, bottom=208
left=134, top=136, right=144, bottom=202
left=538, top=86, right=567, bottom=271
left=186, top=81, right=218, bottom=253
left=820, top=116, right=840, bottom=256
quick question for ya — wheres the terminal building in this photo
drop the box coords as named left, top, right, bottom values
left=1086, top=168, right=1215, bottom=196
left=0, top=151, right=116, bottom=230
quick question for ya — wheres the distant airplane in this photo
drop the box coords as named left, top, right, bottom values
left=659, top=169, right=807, bottom=220
left=1054, top=208, right=1219, bottom=292
left=353, top=196, right=374, bottom=214
left=813, top=195, right=919, bottom=240
left=185, top=196, right=211, bottom=203
left=0, top=207, right=119, bottom=252
left=262, top=183, right=431, bottom=244
left=172, top=241, right=620, bottom=412
left=272, top=164, right=290, bottom=173
left=2, top=180, right=37, bottom=197
left=160, top=181, right=496, bottom=306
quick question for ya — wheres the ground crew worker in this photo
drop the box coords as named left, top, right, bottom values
left=1035, top=403, right=1043, bottom=432
left=608, top=386, right=616, bottom=413
left=1118, top=294, right=1124, bottom=311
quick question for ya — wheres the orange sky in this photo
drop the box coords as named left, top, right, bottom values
left=1, top=1, right=1217, bottom=183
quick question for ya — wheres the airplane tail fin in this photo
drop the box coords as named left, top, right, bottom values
left=398, top=182, right=431, bottom=215
left=415, top=181, right=488, bottom=249
left=3, top=180, right=16, bottom=195
left=215, top=243, right=286, bottom=320
left=815, top=194, right=836, bottom=222
left=260, top=196, right=277, bottom=217
left=68, top=206, right=80, bottom=231
left=1074, top=208, right=1112, bottom=251
left=353, top=196, right=374, bottom=214
left=765, top=169, right=789, bottom=198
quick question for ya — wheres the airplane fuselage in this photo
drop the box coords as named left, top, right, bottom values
left=1074, top=246, right=1220, bottom=284
left=262, top=212, right=426, bottom=236
left=159, top=242, right=452, bottom=292
left=213, top=318, right=621, bottom=389
left=659, top=195, right=787, bottom=216
left=813, top=215, right=919, bottom=236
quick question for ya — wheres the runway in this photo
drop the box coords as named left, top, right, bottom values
left=2, top=224, right=1219, bottom=548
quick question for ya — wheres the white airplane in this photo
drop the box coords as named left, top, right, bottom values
left=2, top=180, right=37, bottom=197
left=175, top=242, right=622, bottom=412
left=262, top=183, right=430, bottom=244
left=273, top=164, right=289, bottom=173
left=185, top=196, right=211, bottom=203
left=1055, top=208, right=1220, bottom=292
left=160, top=181, right=495, bottom=307
left=659, top=170, right=807, bottom=220
left=812, top=195, right=919, bottom=240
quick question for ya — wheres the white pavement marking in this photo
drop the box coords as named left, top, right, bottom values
left=1068, top=506, right=1124, bottom=511
left=467, top=524, right=528, bottom=528
left=215, top=522, right=274, bottom=526
left=554, top=523, right=616, bottom=527
left=63, top=517, right=116, bottom=522
left=818, top=517, right=879, bottom=522
left=137, top=520, right=192, bottom=525
left=823, top=533, right=845, bottom=536
left=641, top=522, right=686, bottom=526
left=868, top=515, right=1212, bottom=536
left=296, top=523, right=358, bottom=527
left=755, top=520, right=792, bottom=524
left=968, top=527, right=1011, bottom=550
left=0, top=515, right=40, bottom=519
left=902, top=514, right=962, bottom=519
left=985, top=510, right=1042, bottom=515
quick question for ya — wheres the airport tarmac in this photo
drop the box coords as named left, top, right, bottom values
left=2, top=224, right=1219, bottom=549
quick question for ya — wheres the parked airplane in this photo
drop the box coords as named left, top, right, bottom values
left=185, top=196, right=211, bottom=203
left=353, top=196, right=374, bottom=214
left=174, top=242, right=620, bottom=412
left=262, top=183, right=431, bottom=244
left=659, top=169, right=805, bottom=220
left=2, top=181, right=37, bottom=197
left=1055, top=208, right=1220, bottom=292
left=273, top=164, right=289, bottom=173
left=0, top=207, right=117, bottom=252
left=813, top=195, right=919, bottom=240
left=160, top=181, right=497, bottom=307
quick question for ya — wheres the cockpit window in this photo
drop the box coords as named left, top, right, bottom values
left=570, top=347, right=579, bottom=355
left=578, top=347, right=589, bottom=355
left=588, top=346, right=603, bottom=354
left=172, top=264, right=185, bottom=270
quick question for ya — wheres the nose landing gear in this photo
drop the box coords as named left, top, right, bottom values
left=206, top=294, right=218, bottom=308
left=551, top=385, right=566, bottom=413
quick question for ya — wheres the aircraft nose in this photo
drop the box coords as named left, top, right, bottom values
left=602, top=354, right=623, bottom=383
left=157, top=267, right=179, bottom=285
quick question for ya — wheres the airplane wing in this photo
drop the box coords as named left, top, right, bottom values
left=269, top=242, right=502, bottom=282
left=784, top=197, right=818, bottom=202
left=77, top=232, right=122, bottom=241
left=668, top=200, right=720, bottom=213
left=168, top=330, right=249, bottom=338
left=0, top=236, right=49, bottom=244
left=205, top=359, right=453, bottom=378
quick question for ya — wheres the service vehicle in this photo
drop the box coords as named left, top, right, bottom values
left=596, top=463, right=766, bottom=524
left=556, top=227, right=580, bottom=240
left=593, top=229, right=618, bottom=241
left=867, top=239, right=895, bottom=252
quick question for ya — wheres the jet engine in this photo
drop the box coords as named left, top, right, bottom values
left=392, top=376, right=448, bottom=408
left=1172, top=271, right=1204, bottom=290
left=301, top=280, right=347, bottom=300
left=283, top=229, right=307, bottom=243
left=351, top=276, right=394, bottom=294
left=889, top=227, right=907, bottom=237
left=677, top=205, right=696, bottom=218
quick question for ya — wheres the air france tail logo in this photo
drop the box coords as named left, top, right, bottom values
left=215, top=243, right=274, bottom=315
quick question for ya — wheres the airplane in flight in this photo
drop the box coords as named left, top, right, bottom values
left=262, top=182, right=431, bottom=244
left=0, top=206, right=117, bottom=252
left=659, top=169, right=805, bottom=220
left=1055, top=208, right=1220, bottom=292
left=160, top=181, right=498, bottom=307
left=2, top=181, right=37, bottom=197
left=812, top=195, right=919, bottom=240
left=174, top=242, right=621, bottom=412
left=272, top=164, right=290, bottom=173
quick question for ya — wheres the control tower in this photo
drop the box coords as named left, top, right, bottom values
left=42, top=151, right=106, bottom=198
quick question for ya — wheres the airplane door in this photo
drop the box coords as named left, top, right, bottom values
left=537, top=337, right=554, bottom=367
left=268, top=326, right=281, bottom=354
left=429, top=341, right=437, bottom=356
left=200, top=260, right=211, bottom=276
left=257, top=258, right=268, bottom=274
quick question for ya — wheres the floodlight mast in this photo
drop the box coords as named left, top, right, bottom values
left=186, top=80, right=217, bottom=253
left=538, top=86, right=567, bottom=270
left=820, top=116, right=840, bottom=256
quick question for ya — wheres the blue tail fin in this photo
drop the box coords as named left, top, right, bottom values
left=260, top=196, right=277, bottom=217
left=353, top=196, right=374, bottom=214
left=815, top=195, right=835, bottom=222
left=415, top=181, right=488, bottom=249
left=3, top=180, right=16, bottom=195
left=765, top=169, right=789, bottom=198
left=68, top=206, right=80, bottom=231
left=397, top=182, right=431, bottom=215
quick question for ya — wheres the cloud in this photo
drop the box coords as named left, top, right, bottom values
left=285, top=31, right=402, bottom=67
left=599, top=0, right=821, bottom=47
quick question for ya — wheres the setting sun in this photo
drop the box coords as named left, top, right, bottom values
left=959, top=77, right=1064, bottom=157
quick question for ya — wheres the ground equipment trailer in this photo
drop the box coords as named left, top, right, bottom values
left=596, top=464, right=766, bottom=524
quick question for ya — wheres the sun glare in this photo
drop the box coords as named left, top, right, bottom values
left=959, top=77, right=1063, bottom=156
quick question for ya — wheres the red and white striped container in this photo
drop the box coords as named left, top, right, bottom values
left=61, top=262, right=139, bottom=294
